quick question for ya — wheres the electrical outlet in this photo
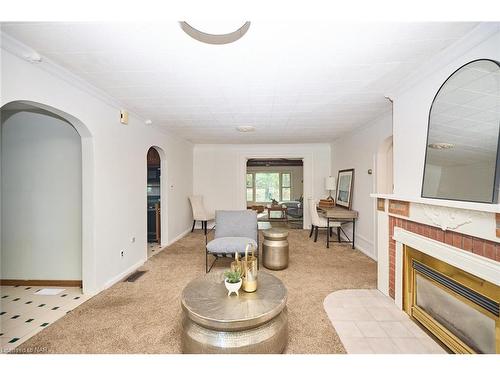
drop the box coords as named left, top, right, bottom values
left=120, top=250, right=125, bottom=257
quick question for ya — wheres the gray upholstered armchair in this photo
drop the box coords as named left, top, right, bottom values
left=205, top=210, right=259, bottom=273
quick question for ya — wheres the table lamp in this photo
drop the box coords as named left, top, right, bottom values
left=325, top=176, right=336, bottom=201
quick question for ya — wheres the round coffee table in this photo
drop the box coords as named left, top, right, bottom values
left=262, top=228, right=289, bottom=270
left=181, top=271, right=288, bottom=353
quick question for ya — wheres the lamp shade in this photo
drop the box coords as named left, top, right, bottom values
left=325, top=176, right=336, bottom=191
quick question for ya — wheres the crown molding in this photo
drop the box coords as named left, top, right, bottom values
left=0, top=31, right=145, bottom=122
left=387, top=22, right=500, bottom=99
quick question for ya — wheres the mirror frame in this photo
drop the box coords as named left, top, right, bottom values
left=421, top=58, right=500, bottom=204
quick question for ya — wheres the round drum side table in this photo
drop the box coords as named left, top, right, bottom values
left=181, top=271, right=288, bottom=353
left=262, top=228, right=289, bottom=270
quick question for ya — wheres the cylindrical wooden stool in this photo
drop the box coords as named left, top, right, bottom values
left=262, top=229, right=289, bottom=270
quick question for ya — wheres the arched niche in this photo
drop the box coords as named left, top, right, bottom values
left=0, top=100, right=96, bottom=294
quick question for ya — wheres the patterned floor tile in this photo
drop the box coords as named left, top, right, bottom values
left=0, top=285, right=87, bottom=352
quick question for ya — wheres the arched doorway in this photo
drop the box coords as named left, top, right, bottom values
left=146, top=146, right=166, bottom=258
left=0, top=100, right=95, bottom=294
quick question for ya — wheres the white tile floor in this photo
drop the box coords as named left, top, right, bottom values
left=324, top=289, right=447, bottom=354
left=0, top=285, right=89, bottom=353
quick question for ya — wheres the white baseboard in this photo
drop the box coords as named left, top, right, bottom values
left=90, top=228, right=191, bottom=296
left=338, top=230, right=375, bottom=260
left=354, top=234, right=375, bottom=260
left=99, top=258, right=146, bottom=293
left=166, top=227, right=192, bottom=246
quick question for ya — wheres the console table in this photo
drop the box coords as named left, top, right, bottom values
left=317, top=206, right=358, bottom=249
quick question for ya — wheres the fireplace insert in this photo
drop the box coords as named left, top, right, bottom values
left=403, top=246, right=499, bottom=354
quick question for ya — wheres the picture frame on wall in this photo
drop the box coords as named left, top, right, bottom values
left=336, top=168, right=354, bottom=209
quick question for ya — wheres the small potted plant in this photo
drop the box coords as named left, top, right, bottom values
left=224, top=269, right=242, bottom=296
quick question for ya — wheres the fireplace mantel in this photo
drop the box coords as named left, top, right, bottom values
left=375, top=194, right=499, bottom=301
left=370, top=193, right=499, bottom=214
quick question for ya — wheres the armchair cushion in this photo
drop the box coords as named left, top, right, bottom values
left=214, top=210, right=258, bottom=243
left=206, top=237, right=258, bottom=255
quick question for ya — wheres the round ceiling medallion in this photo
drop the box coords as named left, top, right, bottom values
left=179, top=21, right=251, bottom=45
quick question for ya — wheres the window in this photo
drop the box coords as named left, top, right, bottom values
left=246, top=171, right=292, bottom=203
left=255, top=172, right=280, bottom=202
left=281, top=173, right=291, bottom=201
left=246, top=173, right=253, bottom=202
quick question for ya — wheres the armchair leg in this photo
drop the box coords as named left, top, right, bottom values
left=207, top=255, right=217, bottom=273
left=191, top=220, right=196, bottom=232
left=309, top=225, right=314, bottom=238
left=204, top=221, right=207, bottom=236
left=206, top=249, right=218, bottom=273
left=314, top=227, right=319, bottom=242
left=337, top=227, right=341, bottom=242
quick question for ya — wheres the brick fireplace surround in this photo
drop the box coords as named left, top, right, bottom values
left=388, top=216, right=500, bottom=299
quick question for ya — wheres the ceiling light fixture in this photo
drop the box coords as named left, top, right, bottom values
left=179, top=21, right=251, bottom=45
left=236, top=125, right=255, bottom=133
left=428, top=142, right=455, bottom=150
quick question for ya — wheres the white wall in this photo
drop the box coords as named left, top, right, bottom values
left=246, top=165, right=303, bottom=204
left=393, top=28, right=500, bottom=203
left=331, top=113, right=393, bottom=259
left=1, top=109, right=82, bottom=280
left=1, top=48, right=194, bottom=294
left=193, top=144, right=331, bottom=228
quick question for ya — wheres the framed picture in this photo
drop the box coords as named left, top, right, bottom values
left=336, top=169, right=354, bottom=209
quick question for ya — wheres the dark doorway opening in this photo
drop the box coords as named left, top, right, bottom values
left=147, top=147, right=161, bottom=257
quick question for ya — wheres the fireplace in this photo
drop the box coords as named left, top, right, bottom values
left=403, top=246, right=500, bottom=354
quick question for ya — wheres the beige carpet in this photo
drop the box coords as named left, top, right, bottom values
left=16, top=229, right=376, bottom=354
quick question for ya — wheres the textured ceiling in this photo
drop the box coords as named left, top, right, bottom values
left=1, top=21, right=480, bottom=143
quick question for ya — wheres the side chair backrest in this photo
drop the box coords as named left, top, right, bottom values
left=308, top=198, right=321, bottom=226
left=189, top=195, right=207, bottom=220
left=214, top=210, right=258, bottom=242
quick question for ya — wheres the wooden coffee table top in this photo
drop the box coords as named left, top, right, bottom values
left=181, top=271, right=287, bottom=331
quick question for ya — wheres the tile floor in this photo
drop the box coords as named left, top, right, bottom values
left=324, top=289, right=447, bottom=354
left=147, top=242, right=163, bottom=258
left=0, top=285, right=89, bottom=353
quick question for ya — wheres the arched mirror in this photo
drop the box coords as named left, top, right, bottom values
left=422, top=59, right=500, bottom=203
